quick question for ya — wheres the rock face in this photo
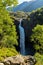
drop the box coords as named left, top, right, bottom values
left=1, top=55, right=36, bottom=65
left=11, top=12, right=36, bottom=55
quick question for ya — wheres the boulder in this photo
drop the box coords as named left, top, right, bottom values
left=3, top=55, right=36, bottom=65
left=0, top=63, right=4, bottom=65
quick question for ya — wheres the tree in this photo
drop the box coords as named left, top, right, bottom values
left=0, top=0, right=18, bottom=47
left=31, top=24, right=43, bottom=54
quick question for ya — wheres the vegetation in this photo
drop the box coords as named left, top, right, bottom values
left=0, top=0, right=18, bottom=47
left=31, top=24, right=43, bottom=54
left=0, top=47, right=18, bottom=61
left=34, top=53, right=43, bottom=65
left=30, top=8, right=43, bottom=65
left=30, top=24, right=43, bottom=65
left=0, top=0, right=18, bottom=60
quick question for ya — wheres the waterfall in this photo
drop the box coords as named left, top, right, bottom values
left=19, top=19, right=25, bottom=55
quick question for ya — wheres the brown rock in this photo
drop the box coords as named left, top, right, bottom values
left=0, top=63, right=4, bottom=65
left=3, top=55, right=36, bottom=65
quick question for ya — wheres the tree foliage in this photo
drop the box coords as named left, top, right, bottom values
left=0, top=0, right=18, bottom=47
left=34, top=53, right=43, bottom=65
left=31, top=25, right=43, bottom=54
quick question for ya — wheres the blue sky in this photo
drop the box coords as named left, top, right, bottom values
left=18, top=0, right=34, bottom=4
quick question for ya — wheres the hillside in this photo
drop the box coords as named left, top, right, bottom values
left=8, top=0, right=43, bottom=12
left=23, top=0, right=43, bottom=12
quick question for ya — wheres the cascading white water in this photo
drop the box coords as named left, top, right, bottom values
left=19, top=19, right=25, bottom=55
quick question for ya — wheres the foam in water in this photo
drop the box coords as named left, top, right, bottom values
left=19, top=19, right=25, bottom=55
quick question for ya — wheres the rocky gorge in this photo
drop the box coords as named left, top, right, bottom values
left=10, top=11, right=36, bottom=55
left=11, top=8, right=43, bottom=55
left=1, top=8, right=42, bottom=65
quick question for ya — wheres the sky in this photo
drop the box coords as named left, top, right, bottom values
left=18, top=0, right=35, bottom=4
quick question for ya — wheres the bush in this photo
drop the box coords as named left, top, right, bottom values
left=0, top=47, right=18, bottom=61
left=34, top=53, right=43, bottom=65
left=31, top=24, right=43, bottom=54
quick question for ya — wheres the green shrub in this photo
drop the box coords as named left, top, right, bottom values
left=31, top=24, right=43, bottom=54
left=34, top=53, right=43, bottom=65
left=0, top=47, right=18, bottom=61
